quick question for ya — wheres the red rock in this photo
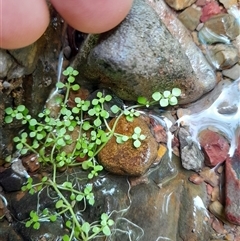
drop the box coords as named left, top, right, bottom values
left=199, top=129, right=230, bottom=167
left=200, top=1, right=222, bottom=22
left=225, top=138, right=240, bottom=225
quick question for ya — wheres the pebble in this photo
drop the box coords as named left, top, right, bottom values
left=207, top=44, right=239, bottom=69
left=222, top=64, right=240, bottom=80
left=178, top=6, right=201, bottom=31
left=164, top=0, right=196, bottom=10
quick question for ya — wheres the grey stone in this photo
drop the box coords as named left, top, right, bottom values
left=178, top=128, right=205, bottom=171
left=73, top=0, right=216, bottom=105
left=0, top=49, right=14, bottom=78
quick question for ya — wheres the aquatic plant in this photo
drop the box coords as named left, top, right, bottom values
left=4, top=66, right=181, bottom=241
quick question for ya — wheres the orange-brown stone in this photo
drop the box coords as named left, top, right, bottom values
left=98, top=116, right=158, bottom=176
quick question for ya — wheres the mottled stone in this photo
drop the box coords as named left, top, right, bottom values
left=225, top=138, right=240, bottom=225
left=73, top=0, right=216, bottom=105
left=222, top=64, right=240, bottom=80
left=147, top=0, right=217, bottom=100
left=98, top=116, right=158, bottom=176
left=164, top=0, right=196, bottom=10
left=200, top=1, right=222, bottom=22
left=178, top=6, right=201, bottom=31
left=208, top=44, right=239, bottom=70
left=204, top=14, right=240, bottom=40
left=178, top=127, right=205, bottom=171
left=199, top=129, right=230, bottom=167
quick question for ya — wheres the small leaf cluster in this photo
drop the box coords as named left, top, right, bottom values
left=116, top=126, right=146, bottom=148
left=25, top=209, right=57, bottom=230
left=4, top=66, right=115, bottom=241
left=62, top=213, right=114, bottom=241
left=138, top=87, right=181, bottom=107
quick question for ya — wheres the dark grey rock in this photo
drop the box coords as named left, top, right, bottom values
left=72, top=0, right=216, bottom=105
left=0, top=168, right=25, bottom=192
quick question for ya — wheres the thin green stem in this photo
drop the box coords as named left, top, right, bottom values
left=48, top=179, right=82, bottom=232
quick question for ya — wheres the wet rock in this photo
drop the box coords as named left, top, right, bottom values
left=164, top=0, right=196, bottom=10
left=98, top=116, right=158, bottom=176
left=199, top=167, right=220, bottom=187
left=225, top=138, right=240, bottom=225
left=124, top=158, right=212, bottom=241
left=200, top=1, right=223, bottom=22
left=177, top=178, right=211, bottom=240
left=0, top=168, right=25, bottom=192
left=73, top=0, right=216, bottom=105
left=203, top=14, right=240, bottom=41
left=207, top=44, right=239, bottom=70
left=178, top=6, right=201, bottom=31
left=14, top=220, right=66, bottom=241
left=177, top=78, right=240, bottom=158
left=189, top=173, right=205, bottom=184
left=0, top=220, right=23, bottom=241
left=178, top=127, right=205, bottom=171
left=198, top=129, right=230, bottom=167
left=222, top=64, right=240, bottom=80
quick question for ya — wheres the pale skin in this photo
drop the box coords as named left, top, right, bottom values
left=0, top=0, right=50, bottom=49
left=0, top=0, right=133, bottom=49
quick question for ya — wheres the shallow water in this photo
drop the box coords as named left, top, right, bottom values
left=177, top=78, right=240, bottom=157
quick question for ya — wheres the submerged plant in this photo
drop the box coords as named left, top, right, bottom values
left=4, top=66, right=181, bottom=241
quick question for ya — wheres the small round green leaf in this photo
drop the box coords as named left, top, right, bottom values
left=152, top=92, right=162, bottom=101
left=159, top=98, right=169, bottom=107
left=172, top=87, right=181, bottom=97
left=102, top=226, right=111, bottom=236
left=169, top=96, right=178, bottom=106
left=163, top=90, right=171, bottom=98
left=133, top=139, right=141, bottom=148
left=72, top=84, right=80, bottom=91
left=56, top=82, right=65, bottom=88
left=5, top=107, right=13, bottom=115
left=4, top=116, right=13, bottom=124
left=56, top=200, right=64, bottom=209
